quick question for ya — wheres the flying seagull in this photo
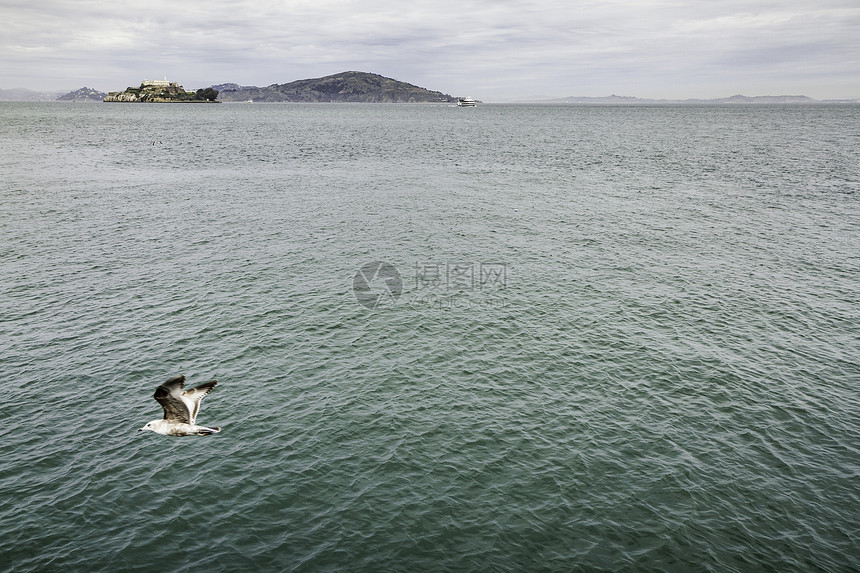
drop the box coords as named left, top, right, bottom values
left=139, top=375, right=221, bottom=436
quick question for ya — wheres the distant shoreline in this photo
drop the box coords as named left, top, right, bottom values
left=1, top=99, right=858, bottom=105
left=102, top=100, right=220, bottom=104
left=2, top=69, right=859, bottom=103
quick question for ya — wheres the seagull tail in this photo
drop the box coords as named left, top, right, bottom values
left=196, top=426, right=221, bottom=435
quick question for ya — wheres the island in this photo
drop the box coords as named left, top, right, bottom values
left=214, top=71, right=457, bottom=103
left=104, top=79, right=219, bottom=103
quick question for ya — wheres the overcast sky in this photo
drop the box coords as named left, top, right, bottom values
left=2, top=0, right=859, bottom=100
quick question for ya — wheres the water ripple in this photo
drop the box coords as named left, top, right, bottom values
left=1, top=102, right=859, bottom=572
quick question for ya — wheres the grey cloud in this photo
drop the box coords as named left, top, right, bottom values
left=1, top=0, right=857, bottom=99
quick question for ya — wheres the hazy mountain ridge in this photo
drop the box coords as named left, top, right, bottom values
left=0, top=88, right=63, bottom=101
left=542, top=93, right=858, bottom=104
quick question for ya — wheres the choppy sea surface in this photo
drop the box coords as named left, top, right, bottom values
left=1, top=101, right=858, bottom=571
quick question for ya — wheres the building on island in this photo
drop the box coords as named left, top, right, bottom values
left=141, top=79, right=178, bottom=88
left=104, top=77, right=219, bottom=103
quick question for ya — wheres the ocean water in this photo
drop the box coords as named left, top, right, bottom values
left=0, top=101, right=858, bottom=571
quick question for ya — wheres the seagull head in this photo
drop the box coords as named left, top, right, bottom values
left=139, top=421, right=156, bottom=432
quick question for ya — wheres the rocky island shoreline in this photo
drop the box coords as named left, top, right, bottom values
left=104, top=79, right=218, bottom=103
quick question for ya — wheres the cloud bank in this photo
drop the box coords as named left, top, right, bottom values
left=1, top=0, right=858, bottom=100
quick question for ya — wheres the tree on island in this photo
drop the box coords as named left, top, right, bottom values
left=196, top=88, right=219, bottom=101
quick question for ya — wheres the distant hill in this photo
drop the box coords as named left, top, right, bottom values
left=549, top=94, right=644, bottom=104
left=215, top=71, right=456, bottom=103
left=57, top=87, right=107, bottom=102
left=210, top=83, right=260, bottom=92
left=0, top=88, right=63, bottom=102
left=712, top=94, right=816, bottom=104
left=544, top=94, right=826, bottom=104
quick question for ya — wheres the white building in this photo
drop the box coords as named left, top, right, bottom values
left=141, top=76, right=178, bottom=88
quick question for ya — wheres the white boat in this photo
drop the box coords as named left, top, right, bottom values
left=457, top=97, right=477, bottom=107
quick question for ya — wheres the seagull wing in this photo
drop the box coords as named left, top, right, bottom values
left=154, top=375, right=193, bottom=424
left=181, top=380, right=218, bottom=424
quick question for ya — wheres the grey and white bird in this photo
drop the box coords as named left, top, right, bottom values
left=139, top=375, right=221, bottom=436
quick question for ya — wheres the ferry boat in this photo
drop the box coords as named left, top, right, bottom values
left=457, top=97, right=477, bottom=107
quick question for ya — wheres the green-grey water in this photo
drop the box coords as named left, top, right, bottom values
left=1, top=102, right=858, bottom=571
